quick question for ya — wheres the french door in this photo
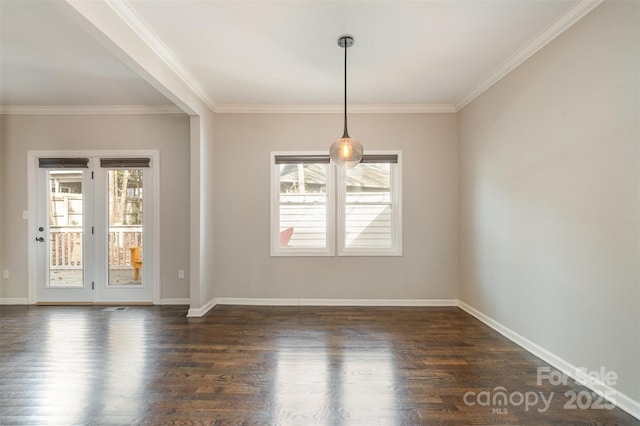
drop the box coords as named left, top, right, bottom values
left=34, top=155, right=156, bottom=303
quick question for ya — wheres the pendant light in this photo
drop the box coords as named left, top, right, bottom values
left=330, top=35, right=363, bottom=168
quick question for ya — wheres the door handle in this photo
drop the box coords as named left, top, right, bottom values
left=35, top=237, right=45, bottom=242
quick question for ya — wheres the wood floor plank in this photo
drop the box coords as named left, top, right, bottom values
left=0, top=305, right=637, bottom=425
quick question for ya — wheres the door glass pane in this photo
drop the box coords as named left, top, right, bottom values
left=345, top=163, right=392, bottom=248
left=48, top=170, right=83, bottom=287
left=108, top=170, right=143, bottom=286
left=278, top=163, right=327, bottom=248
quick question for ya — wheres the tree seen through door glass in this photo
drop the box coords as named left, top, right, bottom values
left=108, top=170, right=143, bottom=286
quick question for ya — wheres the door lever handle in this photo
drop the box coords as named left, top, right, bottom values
left=35, top=237, right=45, bottom=242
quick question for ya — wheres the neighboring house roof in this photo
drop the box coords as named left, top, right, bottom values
left=280, top=164, right=389, bottom=190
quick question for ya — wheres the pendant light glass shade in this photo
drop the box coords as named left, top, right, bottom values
left=330, top=35, right=363, bottom=168
left=330, top=137, right=363, bottom=168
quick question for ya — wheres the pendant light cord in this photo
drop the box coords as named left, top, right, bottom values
left=342, top=39, right=350, bottom=139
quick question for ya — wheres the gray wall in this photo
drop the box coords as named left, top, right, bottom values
left=213, top=113, right=459, bottom=299
left=458, top=1, right=639, bottom=400
left=0, top=117, right=4, bottom=292
left=0, top=113, right=191, bottom=301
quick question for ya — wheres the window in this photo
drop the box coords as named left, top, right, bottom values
left=271, top=151, right=401, bottom=256
left=271, top=154, right=335, bottom=256
left=338, top=155, right=401, bottom=255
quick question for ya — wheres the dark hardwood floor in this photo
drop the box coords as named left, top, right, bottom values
left=0, top=305, right=637, bottom=425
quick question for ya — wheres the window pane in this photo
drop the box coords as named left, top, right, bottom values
left=48, top=170, right=84, bottom=287
left=108, top=169, right=143, bottom=286
left=279, top=163, right=327, bottom=248
left=345, top=163, right=393, bottom=249
left=346, top=163, right=391, bottom=201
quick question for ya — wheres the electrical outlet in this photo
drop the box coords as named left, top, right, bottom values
left=178, top=269, right=184, bottom=279
left=2, top=270, right=8, bottom=279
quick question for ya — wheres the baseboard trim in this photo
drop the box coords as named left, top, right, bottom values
left=159, top=298, right=190, bottom=305
left=0, top=297, right=189, bottom=306
left=36, top=301, right=153, bottom=306
left=187, top=297, right=216, bottom=318
left=0, top=298, right=29, bottom=305
left=457, top=300, right=640, bottom=420
left=215, top=297, right=458, bottom=307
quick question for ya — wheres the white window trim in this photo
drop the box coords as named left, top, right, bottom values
left=270, top=151, right=335, bottom=256
left=270, top=150, right=401, bottom=257
left=336, top=150, right=402, bottom=257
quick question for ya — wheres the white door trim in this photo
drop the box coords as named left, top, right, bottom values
left=27, top=150, right=161, bottom=304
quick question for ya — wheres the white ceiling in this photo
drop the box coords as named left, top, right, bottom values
left=0, top=0, right=172, bottom=107
left=1, top=0, right=596, bottom=111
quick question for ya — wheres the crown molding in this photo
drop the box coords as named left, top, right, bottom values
left=0, top=105, right=185, bottom=115
left=104, top=0, right=218, bottom=113
left=0, top=104, right=455, bottom=115
left=455, top=0, right=604, bottom=111
left=2, top=0, right=600, bottom=117
left=33, top=0, right=599, bottom=117
left=215, top=104, right=457, bottom=114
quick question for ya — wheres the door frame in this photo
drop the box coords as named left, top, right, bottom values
left=27, top=150, right=161, bottom=304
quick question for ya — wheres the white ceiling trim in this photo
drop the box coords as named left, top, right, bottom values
left=0, top=105, right=185, bottom=115
left=59, top=0, right=205, bottom=116
left=4, top=0, right=600, bottom=115
left=455, top=0, right=604, bottom=111
left=108, top=0, right=600, bottom=114
left=215, top=104, right=457, bottom=114
left=0, top=103, right=455, bottom=115
left=105, top=0, right=218, bottom=113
